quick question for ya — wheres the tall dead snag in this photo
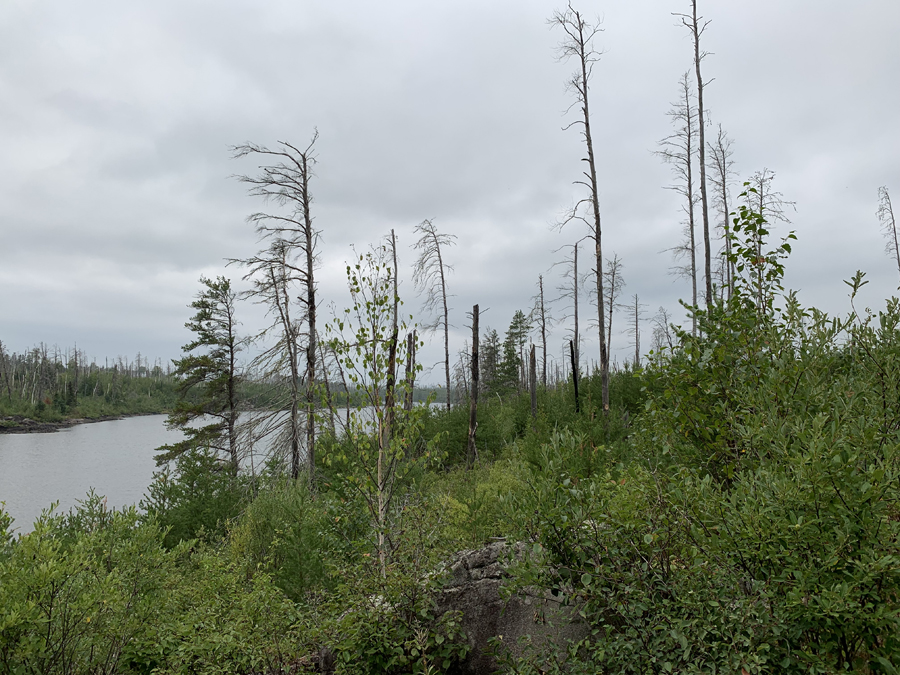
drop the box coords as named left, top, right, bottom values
left=532, top=275, right=551, bottom=387
left=413, top=219, right=456, bottom=410
left=237, top=241, right=304, bottom=478
left=624, top=294, right=645, bottom=368
left=552, top=237, right=588, bottom=377
left=709, top=123, right=737, bottom=299
left=604, top=253, right=625, bottom=355
left=569, top=340, right=580, bottom=413
left=551, top=3, right=610, bottom=412
left=529, top=344, right=537, bottom=421
left=657, top=72, right=699, bottom=335
left=231, top=133, right=319, bottom=484
left=382, top=230, right=401, bottom=453
left=878, top=187, right=900, bottom=281
left=467, top=305, right=479, bottom=468
left=676, top=0, right=713, bottom=312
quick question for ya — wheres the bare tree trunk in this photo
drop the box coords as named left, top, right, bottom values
left=878, top=187, right=900, bottom=280
left=467, top=305, right=479, bottom=468
left=574, top=242, right=580, bottom=370
left=382, top=230, right=400, bottom=454
left=404, top=331, right=417, bottom=412
left=604, top=253, right=625, bottom=354
left=569, top=340, right=580, bottom=414
left=709, top=124, right=736, bottom=300
left=552, top=5, right=609, bottom=413
left=412, top=220, right=456, bottom=410
left=537, top=276, right=548, bottom=387
left=529, top=344, right=537, bottom=421
left=680, top=0, right=713, bottom=312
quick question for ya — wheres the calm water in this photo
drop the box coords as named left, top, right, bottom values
left=0, top=415, right=182, bottom=533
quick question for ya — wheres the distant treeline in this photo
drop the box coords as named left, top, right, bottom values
left=0, top=341, right=446, bottom=426
left=0, top=341, right=179, bottom=423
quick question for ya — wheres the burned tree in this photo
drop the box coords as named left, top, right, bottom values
left=231, top=133, right=320, bottom=483
left=412, top=219, right=456, bottom=410
left=709, top=124, right=737, bottom=299
left=532, top=275, right=552, bottom=387
left=551, top=3, right=610, bottom=412
left=603, top=253, right=625, bottom=356
left=676, top=0, right=713, bottom=312
left=878, top=187, right=899, bottom=281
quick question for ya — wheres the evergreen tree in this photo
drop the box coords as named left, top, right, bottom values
left=156, top=276, right=243, bottom=475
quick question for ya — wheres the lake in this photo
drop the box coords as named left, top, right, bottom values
left=0, top=405, right=429, bottom=534
left=0, top=415, right=181, bottom=534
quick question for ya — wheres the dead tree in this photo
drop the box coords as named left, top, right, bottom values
left=531, top=275, right=552, bottom=387
left=551, top=3, right=610, bottom=413
left=676, top=0, right=713, bottom=312
left=382, top=230, right=401, bottom=453
left=603, top=253, right=625, bottom=356
left=552, top=237, right=589, bottom=379
left=231, top=133, right=319, bottom=484
left=878, top=187, right=899, bottom=281
left=404, top=330, right=417, bottom=411
left=238, top=240, right=304, bottom=479
left=413, top=219, right=456, bottom=410
left=467, top=305, right=479, bottom=468
left=657, top=72, right=700, bottom=335
left=743, top=168, right=796, bottom=310
left=624, top=294, right=646, bottom=368
left=708, top=123, right=737, bottom=299
left=651, top=306, right=676, bottom=353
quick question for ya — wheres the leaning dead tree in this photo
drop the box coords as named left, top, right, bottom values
left=413, top=219, right=456, bottom=410
left=236, top=240, right=305, bottom=479
left=878, top=187, right=899, bottom=281
left=676, top=0, right=713, bottom=313
left=231, top=133, right=320, bottom=484
left=551, top=3, right=610, bottom=412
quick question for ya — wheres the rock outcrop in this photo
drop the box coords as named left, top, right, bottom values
left=436, top=539, right=587, bottom=674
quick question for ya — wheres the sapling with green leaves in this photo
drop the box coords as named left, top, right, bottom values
left=326, top=245, right=442, bottom=573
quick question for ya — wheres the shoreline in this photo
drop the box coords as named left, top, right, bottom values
left=0, top=412, right=162, bottom=435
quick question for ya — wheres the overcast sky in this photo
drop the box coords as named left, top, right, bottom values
left=1, top=0, right=898, bottom=380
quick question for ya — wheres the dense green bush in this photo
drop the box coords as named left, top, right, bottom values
left=0, top=499, right=301, bottom=675
left=141, top=447, right=248, bottom=547
left=228, top=478, right=332, bottom=601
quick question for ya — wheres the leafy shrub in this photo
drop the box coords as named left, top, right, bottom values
left=0, top=499, right=302, bottom=675
left=141, top=446, right=247, bottom=547
left=228, top=478, right=332, bottom=600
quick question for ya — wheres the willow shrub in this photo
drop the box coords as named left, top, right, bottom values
left=502, top=279, right=900, bottom=672
left=0, top=498, right=301, bottom=675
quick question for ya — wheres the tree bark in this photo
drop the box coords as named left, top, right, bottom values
left=467, top=304, right=479, bottom=469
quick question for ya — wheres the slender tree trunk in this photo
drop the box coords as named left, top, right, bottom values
left=304, top=164, right=317, bottom=488
left=574, top=241, right=580, bottom=373
left=570, top=340, right=580, bottom=414
left=688, top=0, right=713, bottom=311
left=467, top=305, right=479, bottom=468
left=404, top=331, right=416, bottom=412
left=537, top=276, right=547, bottom=388
left=878, top=187, right=900, bottom=280
left=529, top=344, right=537, bottom=421
left=382, top=230, right=399, bottom=453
